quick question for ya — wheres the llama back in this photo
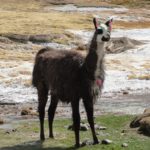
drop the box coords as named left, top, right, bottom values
left=32, top=48, right=50, bottom=87
left=32, top=48, right=84, bottom=90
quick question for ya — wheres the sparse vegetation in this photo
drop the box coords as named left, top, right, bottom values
left=0, top=0, right=149, bottom=37
left=128, top=74, right=150, bottom=80
left=0, top=115, right=150, bottom=150
left=111, top=0, right=150, bottom=8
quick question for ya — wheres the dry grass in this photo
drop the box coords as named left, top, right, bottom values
left=0, top=0, right=43, bottom=11
left=0, top=0, right=149, bottom=36
left=43, top=0, right=112, bottom=7
left=128, top=74, right=150, bottom=80
left=22, top=79, right=32, bottom=87
left=111, top=0, right=150, bottom=8
left=0, top=11, right=92, bottom=35
left=115, top=21, right=150, bottom=29
left=0, top=49, right=35, bottom=61
left=142, top=63, right=150, bottom=70
left=0, top=10, right=149, bottom=36
left=19, top=70, right=31, bottom=76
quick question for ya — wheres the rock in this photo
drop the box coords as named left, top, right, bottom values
left=106, top=37, right=143, bottom=54
left=144, top=108, right=150, bottom=114
left=5, top=130, right=10, bottom=134
left=102, top=139, right=112, bottom=144
left=130, top=108, right=150, bottom=136
left=81, top=139, right=93, bottom=146
left=12, top=129, right=17, bottom=132
left=29, top=34, right=53, bottom=43
left=75, top=37, right=143, bottom=54
left=67, top=123, right=88, bottom=131
left=122, top=143, right=128, bottom=147
left=2, top=33, right=30, bottom=43
left=80, top=123, right=89, bottom=131
left=122, top=91, right=129, bottom=95
left=139, top=116, right=150, bottom=136
left=0, top=118, right=4, bottom=124
left=21, top=109, right=30, bottom=116
left=76, top=43, right=87, bottom=51
left=130, top=113, right=150, bottom=128
left=95, top=124, right=107, bottom=130
left=21, top=107, right=38, bottom=116
left=0, top=36, right=13, bottom=44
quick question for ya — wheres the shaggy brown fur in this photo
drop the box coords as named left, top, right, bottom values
left=32, top=18, right=112, bottom=147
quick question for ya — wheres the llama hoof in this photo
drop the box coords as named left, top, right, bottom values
left=49, top=135, right=54, bottom=139
left=93, top=139, right=100, bottom=145
left=40, top=136, right=45, bottom=141
left=74, top=143, right=81, bottom=148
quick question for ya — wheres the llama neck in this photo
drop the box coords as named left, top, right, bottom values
left=83, top=33, right=105, bottom=80
left=95, top=42, right=105, bottom=79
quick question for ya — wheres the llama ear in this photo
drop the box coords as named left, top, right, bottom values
left=105, top=17, right=113, bottom=31
left=93, top=17, right=97, bottom=30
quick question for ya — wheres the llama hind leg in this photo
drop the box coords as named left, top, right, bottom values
left=83, top=98, right=99, bottom=145
left=48, top=94, right=58, bottom=138
left=37, top=83, right=48, bottom=141
left=71, top=99, right=81, bottom=147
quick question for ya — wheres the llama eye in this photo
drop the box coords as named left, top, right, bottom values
left=97, top=29, right=103, bottom=34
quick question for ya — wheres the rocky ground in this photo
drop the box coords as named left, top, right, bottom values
left=0, top=0, right=150, bottom=125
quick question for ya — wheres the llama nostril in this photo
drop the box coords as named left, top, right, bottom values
left=102, top=35, right=110, bottom=41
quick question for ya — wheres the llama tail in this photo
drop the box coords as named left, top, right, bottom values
left=32, top=48, right=49, bottom=87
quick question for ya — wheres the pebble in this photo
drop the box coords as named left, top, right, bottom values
left=0, top=118, right=4, bottom=124
left=67, top=123, right=89, bottom=131
left=94, top=124, right=107, bottom=130
left=123, top=91, right=129, bottom=95
left=122, top=143, right=128, bottom=147
left=102, top=139, right=112, bottom=144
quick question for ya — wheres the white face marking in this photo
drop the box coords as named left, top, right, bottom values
left=95, top=23, right=110, bottom=80
left=96, top=23, right=110, bottom=43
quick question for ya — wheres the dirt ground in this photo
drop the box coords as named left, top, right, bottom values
left=0, top=0, right=150, bottom=128
left=0, top=92, right=150, bottom=128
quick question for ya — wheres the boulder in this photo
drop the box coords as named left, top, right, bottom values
left=0, top=36, right=13, bottom=44
left=29, top=34, right=54, bottom=43
left=1, top=33, right=30, bottom=43
left=139, top=116, right=150, bottom=135
left=106, top=37, right=143, bottom=54
left=75, top=37, right=143, bottom=54
left=144, top=108, right=150, bottom=114
left=130, top=108, right=150, bottom=136
left=130, top=109, right=150, bottom=128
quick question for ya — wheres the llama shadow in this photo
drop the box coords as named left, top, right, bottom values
left=0, top=140, right=77, bottom=150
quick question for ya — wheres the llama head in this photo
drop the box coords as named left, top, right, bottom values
left=93, top=17, right=113, bottom=43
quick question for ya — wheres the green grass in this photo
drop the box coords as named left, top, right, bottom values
left=0, top=115, right=150, bottom=150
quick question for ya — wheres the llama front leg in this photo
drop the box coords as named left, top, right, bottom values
left=71, top=100, right=81, bottom=147
left=48, top=94, right=58, bottom=138
left=38, top=84, right=48, bottom=141
left=83, top=98, right=99, bottom=145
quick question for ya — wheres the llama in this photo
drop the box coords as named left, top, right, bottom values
left=32, top=17, right=113, bottom=147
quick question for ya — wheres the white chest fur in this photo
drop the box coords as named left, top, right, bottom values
left=92, top=42, right=105, bottom=100
left=94, top=42, right=105, bottom=79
